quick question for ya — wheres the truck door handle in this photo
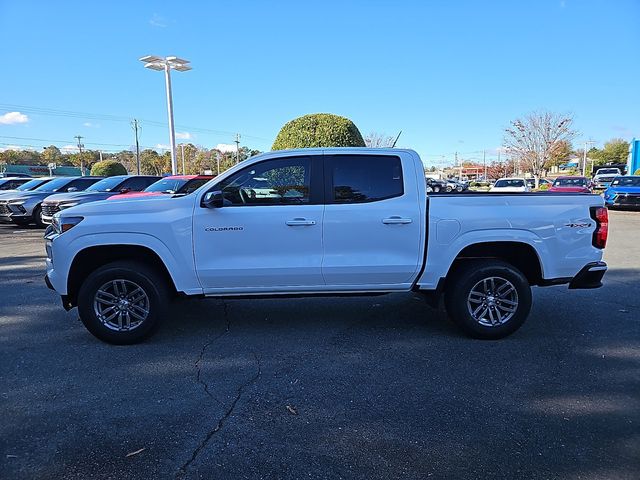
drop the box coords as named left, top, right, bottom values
left=286, top=218, right=316, bottom=226
left=382, top=216, right=412, bottom=225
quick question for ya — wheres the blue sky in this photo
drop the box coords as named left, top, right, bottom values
left=0, top=0, right=638, bottom=167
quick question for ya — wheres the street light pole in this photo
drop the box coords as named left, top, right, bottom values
left=582, top=140, right=596, bottom=177
left=139, top=55, right=192, bottom=175
left=164, top=63, right=178, bottom=174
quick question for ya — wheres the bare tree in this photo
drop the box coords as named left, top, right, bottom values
left=504, top=111, right=577, bottom=187
left=365, top=132, right=395, bottom=148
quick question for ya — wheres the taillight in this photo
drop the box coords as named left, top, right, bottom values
left=590, top=206, right=608, bottom=249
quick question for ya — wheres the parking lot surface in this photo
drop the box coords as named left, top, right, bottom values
left=1, top=211, right=639, bottom=480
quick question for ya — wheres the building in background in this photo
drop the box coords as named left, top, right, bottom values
left=0, top=164, right=82, bottom=177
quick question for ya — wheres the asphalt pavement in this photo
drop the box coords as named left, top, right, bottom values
left=1, top=212, right=639, bottom=480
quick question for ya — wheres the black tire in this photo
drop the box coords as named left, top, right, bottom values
left=445, top=185, right=453, bottom=192
left=444, top=260, right=532, bottom=339
left=77, top=261, right=169, bottom=344
left=433, top=186, right=441, bottom=193
left=33, top=205, right=45, bottom=228
left=12, top=218, right=30, bottom=227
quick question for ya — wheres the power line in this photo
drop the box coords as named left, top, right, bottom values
left=0, top=103, right=271, bottom=142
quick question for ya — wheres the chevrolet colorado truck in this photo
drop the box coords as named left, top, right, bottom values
left=44, top=148, right=609, bottom=344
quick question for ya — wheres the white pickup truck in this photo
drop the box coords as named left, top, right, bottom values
left=44, top=148, right=609, bottom=344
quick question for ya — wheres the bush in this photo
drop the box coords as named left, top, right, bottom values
left=272, top=113, right=365, bottom=150
left=90, top=160, right=127, bottom=177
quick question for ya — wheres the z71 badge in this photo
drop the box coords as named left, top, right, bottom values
left=565, top=223, right=591, bottom=228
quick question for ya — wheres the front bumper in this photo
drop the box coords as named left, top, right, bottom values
left=568, top=261, right=607, bottom=289
left=605, top=193, right=640, bottom=207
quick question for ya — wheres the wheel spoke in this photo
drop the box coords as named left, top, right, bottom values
left=101, top=307, right=119, bottom=322
left=96, top=290, right=118, bottom=305
left=467, top=276, right=519, bottom=327
left=128, top=308, right=146, bottom=322
left=94, top=279, right=150, bottom=332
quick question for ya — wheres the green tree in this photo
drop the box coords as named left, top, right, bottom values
left=272, top=113, right=365, bottom=150
left=42, top=145, right=62, bottom=164
left=589, top=138, right=629, bottom=166
left=90, top=160, right=127, bottom=176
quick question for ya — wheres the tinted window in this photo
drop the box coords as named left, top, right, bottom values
left=34, top=177, right=75, bottom=192
left=329, top=155, right=403, bottom=203
left=494, top=179, right=524, bottom=187
left=554, top=177, right=587, bottom=187
left=17, top=178, right=51, bottom=191
left=216, top=157, right=311, bottom=206
left=87, top=177, right=126, bottom=192
left=611, top=176, right=640, bottom=187
left=122, top=177, right=158, bottom=192
left=144, top=178, right=188, bottom=193
left=180, top=178, right=211, bottom=194
left=68, top=178, right=101, bottom=191
left=0, top=179, right=24, bottom=190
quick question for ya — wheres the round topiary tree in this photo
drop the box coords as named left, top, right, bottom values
left=272, top=113, right=365, bottom=150
left=90, top=160, right=127, bottom=177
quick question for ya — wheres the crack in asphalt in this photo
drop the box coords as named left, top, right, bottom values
left=177, top=302, right=262, bottom=478
left=193, top=302, right=232, bottom=407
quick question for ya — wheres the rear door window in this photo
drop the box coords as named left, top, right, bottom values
left=326, top=155, right=403, bottom=204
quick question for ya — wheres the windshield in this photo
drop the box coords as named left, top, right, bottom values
left=611, top=176, right=640, bottom=187
left=16, top=179, right=48, bottom=191
left=86, top=177, right=125, bottom=192
left=554, top=177, right=587, bottom=187
left=33, top=177, right=73, bottom=192
left=598, top=169, right=619, bottom=175
left=144, top=178, right=190, bottom=193
left=495, top=179, right=524, bottom=187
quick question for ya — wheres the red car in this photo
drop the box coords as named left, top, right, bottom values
left=548, top=176, right=593, bottom=193
left=109, top=175, right=214, bottom=200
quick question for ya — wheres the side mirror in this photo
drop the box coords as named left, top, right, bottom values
left=119, top=187, right=131, bottom=194
left=202, top=191, right=224, bottom=208
left=67, top=187, right=78, bottom=192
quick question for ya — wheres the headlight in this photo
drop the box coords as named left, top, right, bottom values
left=52, top=215, right=83, bottom=234
left=58, top=202, right=79, bottom=210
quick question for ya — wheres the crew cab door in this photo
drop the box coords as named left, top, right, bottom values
left=193, top=155, right=324, bottom=293
left=322, top=153, right=423, bottom=287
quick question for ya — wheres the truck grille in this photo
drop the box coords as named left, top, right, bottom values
left=41, top=204, right=60, bottom=217
left=0, top=202, right=10, bottom=215
left=615, top=194, right=640, bottom=205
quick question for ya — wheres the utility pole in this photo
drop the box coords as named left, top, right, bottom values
left=74, top=135, right=84, bottom=175
left=235, top=133, right=241, bottom=164
left=582, top=140, right=596, bottom=177
left=131, top=119, right=141, bottom=175
left=216, top=151, right=221, bottom=176
left=181, top=144, right=186, bottom=175
left=483, top=150, right=487, bottom=179
left=99, top=151, right=103, bottom=162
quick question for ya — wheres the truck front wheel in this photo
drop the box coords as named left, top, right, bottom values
left=77, top=261, right=168, bottom=344
left=444, top=260, right=531, bottom=339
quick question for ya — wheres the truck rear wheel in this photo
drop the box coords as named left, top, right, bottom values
left=444, top=260, right=531, bottom=339
left=77, top=261, right=168, bottom=344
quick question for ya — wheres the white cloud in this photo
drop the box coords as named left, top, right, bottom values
left=149, top=13, right=167, bottom=27
left=0, top=145, right=24, bottom=152
left=216, top=143, right=238, bottom=153
left=83, top=122, right=100, bottom=128
left=0, top=111, right=29, bottom=125
left=155, top=143, right=170, bottom=151
left=176, top=131, right=193, bottom=140
left=60, top=145, right=80, bottom=154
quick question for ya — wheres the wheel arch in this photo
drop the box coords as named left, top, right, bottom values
left=67, top=245, right=178, bottom=307
left=446, top=241, right=543, bottom=286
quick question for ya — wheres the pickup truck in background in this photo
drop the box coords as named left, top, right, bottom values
left=44, top=148, right=609, bottom=344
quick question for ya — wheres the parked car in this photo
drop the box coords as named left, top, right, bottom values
left=549, top=176, right=592, bottom=193
left=44, top=148, right=608, bottom=344
left=0, top=172, right=31, bottom=178
left=592, top=168, right=622, bottom=190
left=425, top=177, right=448, bottom=193
left=108, top=175, right=214, bottom=200
left=489, top=178, right=531, bottom=193
left=446, top=178, right=468, bottom=192
left=40, top=175, right=162, bottom=225
left=1, top=176, right=102, bottom=227
left=525, top=178, right=551, bottom=189
left=0, top=177, right=32, bottom=191
left=603, top=176, right=640, bottom=209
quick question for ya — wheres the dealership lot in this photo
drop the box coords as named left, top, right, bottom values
left=1, top=212, right=639, bottom=479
